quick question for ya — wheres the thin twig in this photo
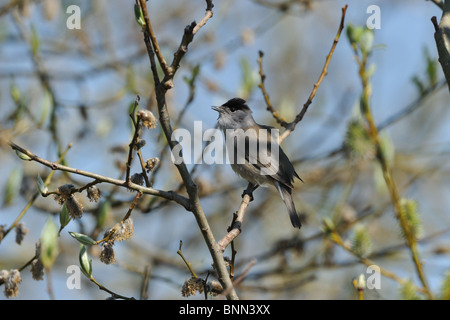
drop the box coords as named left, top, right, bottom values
left=140, top=265, right=152, bottom=300
left=257, top=50, right=288, bottom=127
left=137, top=0, right=170, bottom=77
left=326, top=229, right=429, bottom=293
left=3, top=143, right=72, bottom=239
left=216, top=3, right=348, bottom=265
left=218, top=258, right=256, bottom=299
left=8, top=142, right=191, bottom=210
left=352, top=33, right=434, bottom=299
left=279, top=4, right=348, bottom=143
left=89, top=276, right=136, bottom=300
left=137, top=0, right=238, bottom=300
left=125, top=96, right=142, bottom=184
left=218, top=191, right=252, bottom=252
left=177, top=240, right=198, bottom=279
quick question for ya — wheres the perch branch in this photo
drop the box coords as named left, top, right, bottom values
left=137, top=0, right=238, bottom=300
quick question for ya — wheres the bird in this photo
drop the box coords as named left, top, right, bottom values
left=212, top=97, right=302, bottom=228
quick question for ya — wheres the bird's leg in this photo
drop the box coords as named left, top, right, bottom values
left=241, top=183, right=259, bottom=202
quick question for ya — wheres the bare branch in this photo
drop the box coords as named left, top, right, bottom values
left=218, top=193, right=252, bottom=252
left=257, top=50, right=289, bottom=127
left=137, top=0, right=238, bottom=300
left=8, top=142, right=191, bottom=210
left=279, top=4, right=348, bottom=143
left=137, top=0, right=170, bottom=77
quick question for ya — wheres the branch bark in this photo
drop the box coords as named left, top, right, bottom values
left=432, top=1, right=450, bottom=92
left=137, top=0, right=239, bottom=300
left=8, top=142, right=191, bottom=210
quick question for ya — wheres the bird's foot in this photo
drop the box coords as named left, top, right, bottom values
left=241, top=189, right=254, bottom=202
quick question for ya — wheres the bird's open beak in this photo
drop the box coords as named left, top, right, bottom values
left=211, top=106, right=224, bottom=113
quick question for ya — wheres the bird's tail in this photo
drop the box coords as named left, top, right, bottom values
left=276, top=182, right=302, bottom=229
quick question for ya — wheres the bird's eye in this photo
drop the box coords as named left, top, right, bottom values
left=229, top=107, right=236, bottom=112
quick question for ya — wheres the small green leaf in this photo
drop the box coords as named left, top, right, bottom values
left=346, top=23, right=363, bottom=46
left=79, top=244, right=93, bottom=279
left=134, top=4, right=146, bottom=27
left=15, top=150, right=31, bottom=161
left=37, top=174, right=48, bottom=195
left=4, top=166, right=23, bottom=206
left=40, top=219, right=59, bottom=269
left=59, top=203, right=71, bottom=231
left=69, top=232, right=97, bottom=246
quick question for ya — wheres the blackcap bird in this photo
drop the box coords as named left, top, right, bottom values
left=212, top=98, right=302, bottom=229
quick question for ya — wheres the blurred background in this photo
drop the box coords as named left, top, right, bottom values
left=0, top=0, right=449, bottom=300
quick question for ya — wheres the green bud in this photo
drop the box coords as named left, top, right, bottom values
left=40, top=219, right=59, bottom=269
left=346, top=23, right=363, bottom=46
left=15, top=150, right=31, bottom=161
left=356, top=274, right=366, bottom=290
left=359, top=29, right=374, bottom=54
left=351, top=224, right=372, bottom=258
left=399, top=198, right=423, bottom=239
left=134, top=4, right=146, bottom=27
left=322, top=217, right=335, bottom=234
left=344, top=119, right=375, bottom=159
left=37, top=174, right=48, bottom=195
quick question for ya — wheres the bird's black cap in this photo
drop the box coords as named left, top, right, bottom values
left=222, top=98, right=251, bottom=112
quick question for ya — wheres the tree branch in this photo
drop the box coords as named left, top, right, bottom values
left=257, top=50, right=289, bottom=127
left=8, top=142, right=191, bottom=210
left=137, top=0, right=170, bottom=77
left=137, top=0, right=238, bottom=300
left=279, top=4, right=348, bottom=143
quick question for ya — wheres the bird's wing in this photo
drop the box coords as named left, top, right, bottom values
left=238, top=130, right=300, bottom=188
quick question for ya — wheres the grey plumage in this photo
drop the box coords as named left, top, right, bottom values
left=212, top=98, right=302, bottom=229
